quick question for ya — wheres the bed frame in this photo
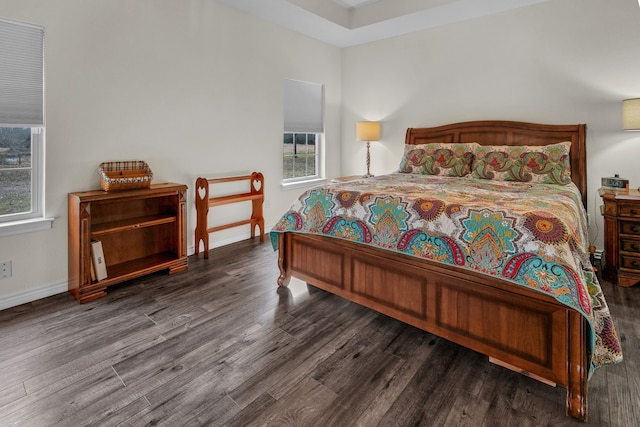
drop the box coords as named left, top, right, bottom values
left=276, top=121, right=589, bottom=421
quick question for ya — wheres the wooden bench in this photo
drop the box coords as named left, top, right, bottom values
left=195, top=172, right=264, bottom=258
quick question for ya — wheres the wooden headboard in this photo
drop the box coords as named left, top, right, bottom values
left=405, top=120, right=587, bottom=208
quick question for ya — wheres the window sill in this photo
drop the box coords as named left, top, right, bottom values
left=0, top=217, right=54, bottom=238
left=281, top=178, right=327, bottom=191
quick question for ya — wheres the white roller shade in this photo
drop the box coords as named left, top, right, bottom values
left=0, top=17, right=44, bottom=127
left=283, top=78, right=323, bottom=133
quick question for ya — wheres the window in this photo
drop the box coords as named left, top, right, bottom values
left=0, top=17, right=50, bottom=236
left=283, top=79, right=324, bottom=183
left=0, top=127, right=42, bottom=214
left=283, top=132, right=320, bottom=180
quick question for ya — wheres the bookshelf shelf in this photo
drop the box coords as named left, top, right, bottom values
left=90, top=214, right=177, bottom=237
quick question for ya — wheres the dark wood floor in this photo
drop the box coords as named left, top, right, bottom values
left=0, top=239, right=638, bottom=427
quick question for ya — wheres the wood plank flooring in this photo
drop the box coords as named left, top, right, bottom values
left=0, top=238, right=638, bottom=426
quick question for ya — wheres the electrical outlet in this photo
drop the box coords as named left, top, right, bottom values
left=0, top=261, right=12, bottom=279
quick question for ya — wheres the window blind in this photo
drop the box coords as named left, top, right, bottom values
left=283, top=78, right=323, bottom=133
left=0, top=17, right=44, bottom=127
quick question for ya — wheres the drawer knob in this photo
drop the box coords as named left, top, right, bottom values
left=633, top=261, right=640, bottom=269
left=632, top=209, right=639, bottom=215
left=633, top=244, right=640, bottom=251
left=632, top=226, right=640, bottom=233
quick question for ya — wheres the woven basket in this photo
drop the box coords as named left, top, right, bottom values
left=99, top=161, right=153, bottom=191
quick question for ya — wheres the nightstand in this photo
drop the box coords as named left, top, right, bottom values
left=599, top=187, right=640, bottom=287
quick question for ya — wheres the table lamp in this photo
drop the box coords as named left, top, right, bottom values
left=356, top=121, right=381, bottom=178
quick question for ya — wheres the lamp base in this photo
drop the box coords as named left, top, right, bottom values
left=363, top=141, right=374, bottom=178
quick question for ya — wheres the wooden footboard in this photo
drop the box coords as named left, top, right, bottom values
left=276, top=232, right=588, bottom=421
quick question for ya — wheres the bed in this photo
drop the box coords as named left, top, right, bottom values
left=270, top=120, right=622, bottom=421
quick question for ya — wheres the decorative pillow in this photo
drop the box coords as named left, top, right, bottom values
left=398, top=142, right=477, bottom=177
left=471, top=141, right=572, bottom=185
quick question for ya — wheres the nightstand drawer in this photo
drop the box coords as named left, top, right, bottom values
left=619, top=205, right=640, bottom=217
left=621, top=238, right=640, bottom=253
left=620, top=254, right=640, bottom=271
left=620, top=221, right=640, bottom=235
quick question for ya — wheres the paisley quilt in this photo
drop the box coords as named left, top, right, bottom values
left=270, top=173, right=622, bottom=373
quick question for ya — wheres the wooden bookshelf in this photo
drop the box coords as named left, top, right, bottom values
left=68, top=183, right=188, bottom=303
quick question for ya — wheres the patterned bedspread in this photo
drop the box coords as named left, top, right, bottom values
left=271, top=173, right=623, bottom=373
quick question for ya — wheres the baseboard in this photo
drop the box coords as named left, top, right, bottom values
left=2, top=226, right=276, bottom=311
left=0, top=280, right=68, bottom=311
left=188, top=224, right=275, bottom=255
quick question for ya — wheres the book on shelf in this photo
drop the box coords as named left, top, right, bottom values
left=90, top=239, right=108, bottom=281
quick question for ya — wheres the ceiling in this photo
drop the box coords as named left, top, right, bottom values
left=216, top=0, right=550, bottom=47
left=333, top=0, right=381, bottom=7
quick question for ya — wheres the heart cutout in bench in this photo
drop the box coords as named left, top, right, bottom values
left=197, top=186, right=207, bottom=200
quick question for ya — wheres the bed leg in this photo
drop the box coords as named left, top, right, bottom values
left=278, top=274, right=291, bottom=287
left=277, top=233, right=289, bottom=287
left=566, top=310, right=588, bottom=421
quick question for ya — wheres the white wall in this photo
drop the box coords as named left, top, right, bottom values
left=0, top=0, right=342, bottom=308
left=342, top=0, right=640, bottom=252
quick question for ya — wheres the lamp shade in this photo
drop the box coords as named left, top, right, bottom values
left=623, top=98, right=640, bottom=130
left=356, top=121, right=381, bottom=141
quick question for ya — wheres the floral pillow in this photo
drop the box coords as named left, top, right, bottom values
left=398, top=142, right=477, bottom=177
left=471, top=141, right=572, bottom=185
